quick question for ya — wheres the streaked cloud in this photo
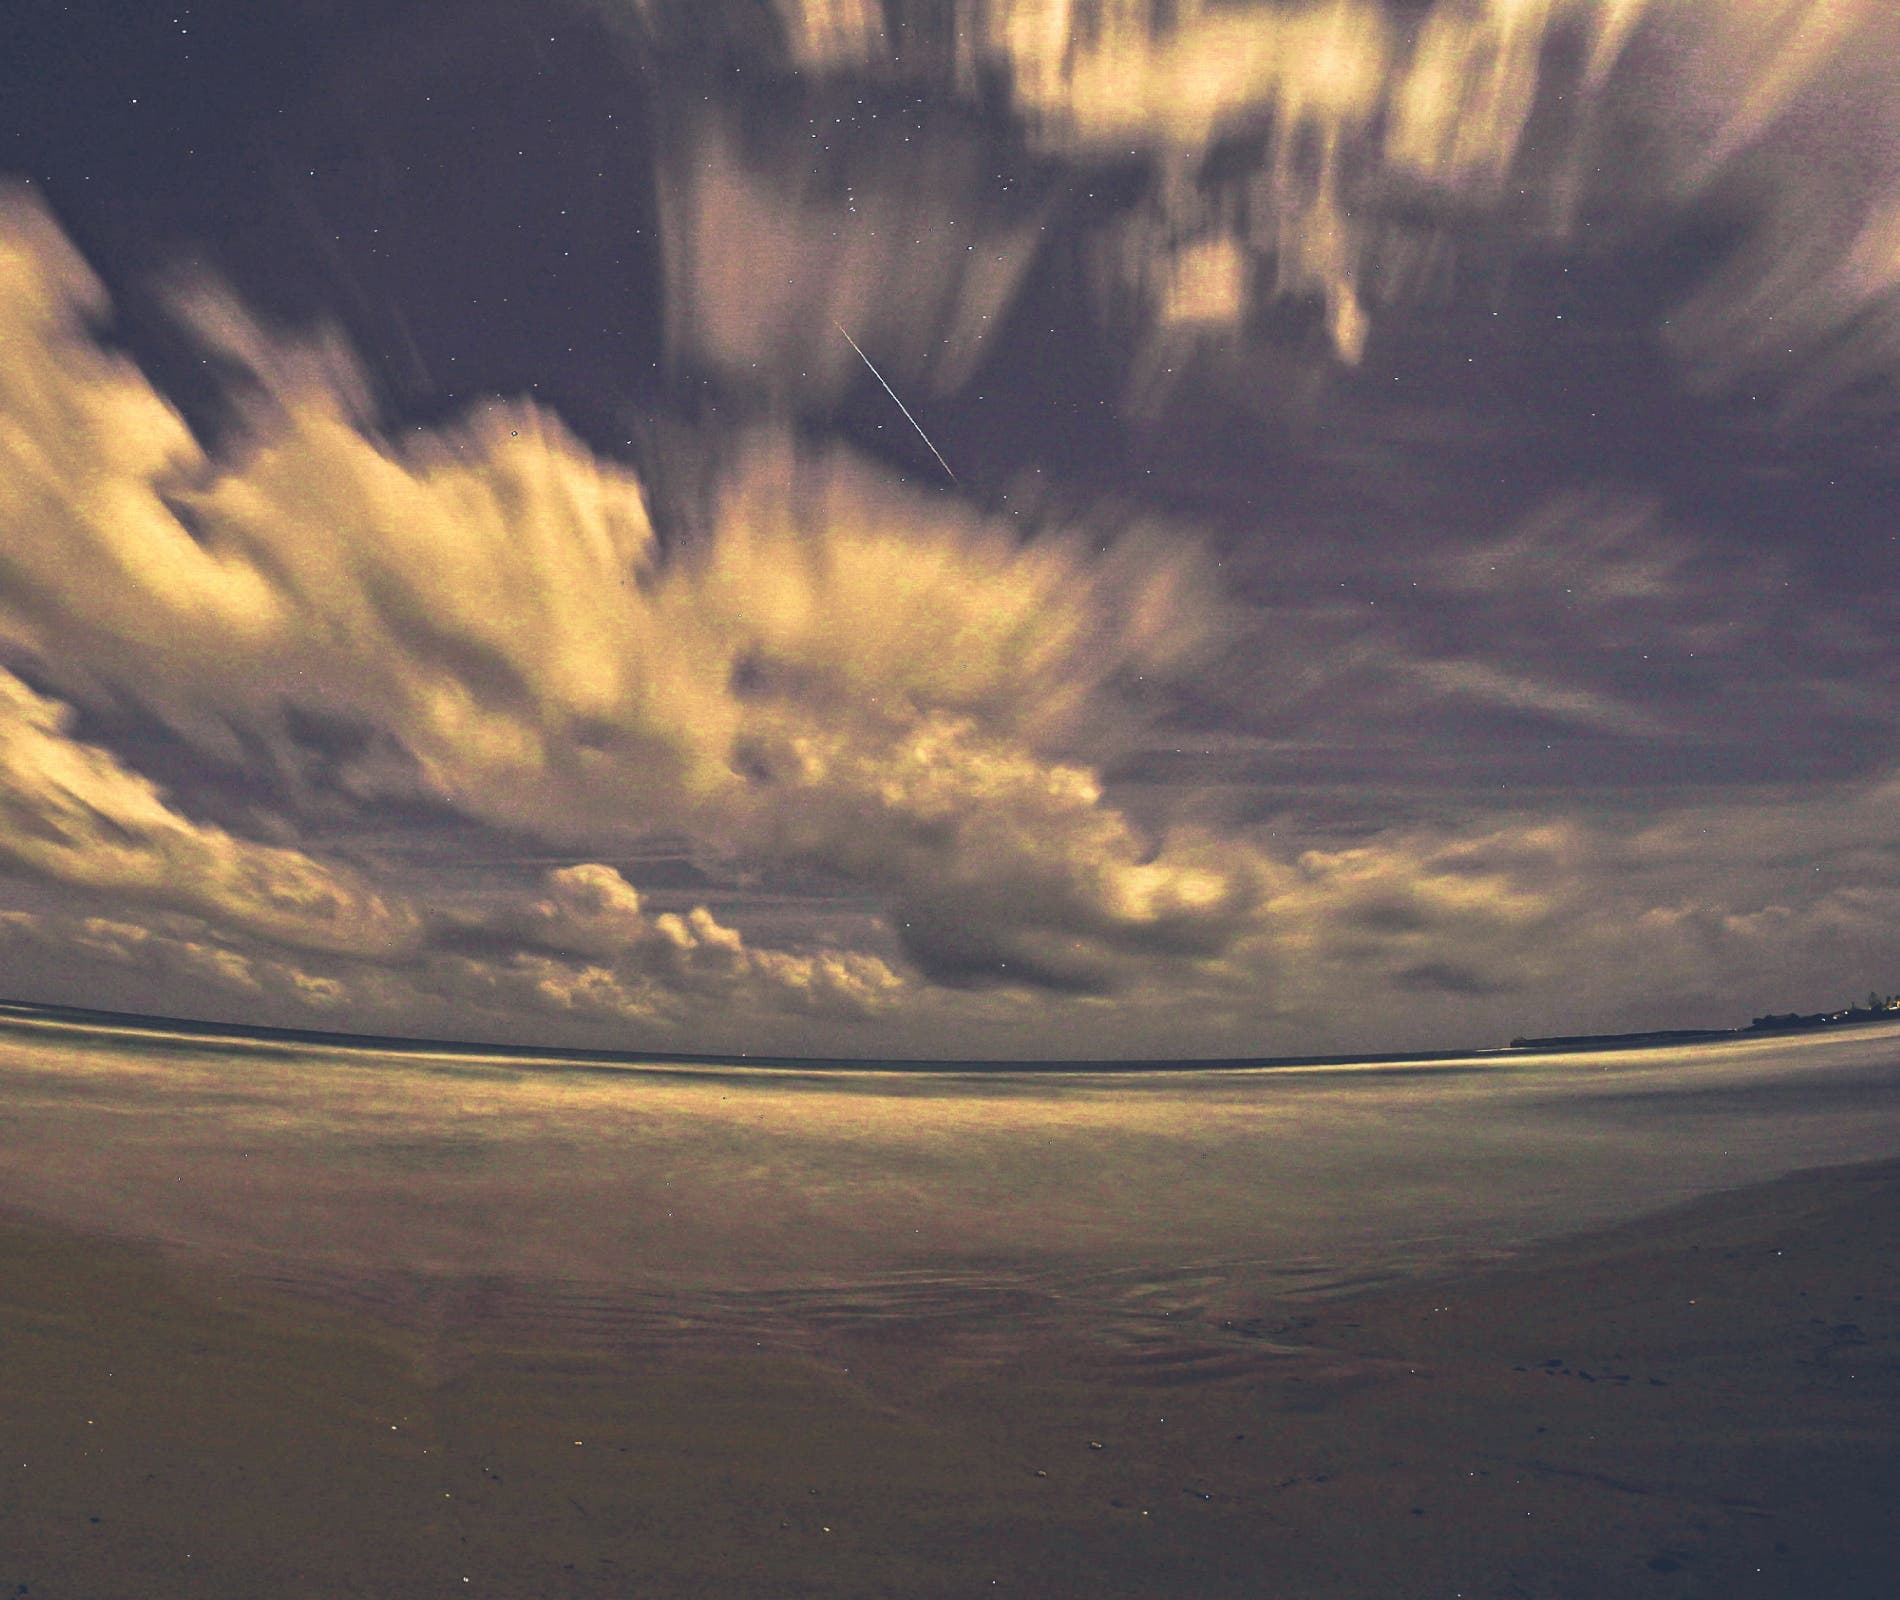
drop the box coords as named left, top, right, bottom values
left=0, top=668, right=418, bottom=958
left=658, top=110, right=1045, bottom=406
left=0, top=908, right=353, bottom=1011
left=732, top=0, right=1646, bottom=367
left=1265, top=821, right=1570, bottom=998
left=1652, top=0, right=1900, bottom=405
left=1403, top=658, right=1669, bottom=739
left=0, top=192, right=1261, bottom=1005
left=6, top=0, right=1900, bottom=1064
left=664, top=0, right=1900, bottom=411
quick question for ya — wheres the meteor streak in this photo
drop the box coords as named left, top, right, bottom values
left=834, top=320, right=957, bottom=484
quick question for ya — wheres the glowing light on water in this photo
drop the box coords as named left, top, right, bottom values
left=3, top=1013, right=1897, bottom=1342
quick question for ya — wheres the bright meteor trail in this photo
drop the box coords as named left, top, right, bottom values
left=834, top=320, right=957, bottom=483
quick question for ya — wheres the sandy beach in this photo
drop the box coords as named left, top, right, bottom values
left=3, top=1157, right=1896, bottom=1599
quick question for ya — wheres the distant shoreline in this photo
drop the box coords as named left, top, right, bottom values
left=2, top=994, right=1896, bottom=1074
left=1512, top=1002, right=1900, bottom=1053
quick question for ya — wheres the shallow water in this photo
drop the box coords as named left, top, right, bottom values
left=4, top=1014, right=1899, bottom=1350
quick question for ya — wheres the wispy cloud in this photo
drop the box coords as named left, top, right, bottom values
left=5, top=136, right=1899, bottom=1055
left=0, top=668, right=418, bottom=958
left=0, top=192, right=1259, bottom=1004
left=648, top=0, right=1900, bottom=412
left=658, top=110, right=1044, bottom=407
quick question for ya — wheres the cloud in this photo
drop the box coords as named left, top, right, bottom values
left=723, top=0, right=1650, bottom=367
left=1182, top=486, right=1807, bottom=798
left=0, top=193, right=1259, bottom=998
left=513, top=861, right=653, bottom=957
left=1245, top=773, right=1900, bottom=1041
left=736, top=709, right=1272, bottom=990
left=428, top=862, right=906, bottom=1023
left=772, top=0, right=886, bottom=68
left=1403, top=657, right=1669, bottom=738
left=691, top=438, right=1221, bottom=752
left=1435, top=493, right=1693, bottom=607
left=657, top=111, right=1045, bottom=406
left=8, top=171, right=1895, bottom=1054
left=1648, top=0, right=1900, bottom=404
left=1263, top=823, right=1569, bottom=999
left=0, top=667, right=417, bottom=958
left=0, top=191, right=731, bottom=831
left=0, top=909, right=353, bottom=1010
left=663, top=0, right=1900, bottom=411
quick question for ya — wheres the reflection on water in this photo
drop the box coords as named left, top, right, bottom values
left=4, top=1014, right=1899, bottom=1354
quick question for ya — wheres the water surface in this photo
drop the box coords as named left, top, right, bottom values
left=5, top=1013, right=1898, bottom=1351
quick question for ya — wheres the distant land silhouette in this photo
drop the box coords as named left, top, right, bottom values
left=0, top=991, right=1895, bottom=1072
left=1742, top=995, right=1900, bottom=1034
left=1511, top=992, right=1900, bottom=1051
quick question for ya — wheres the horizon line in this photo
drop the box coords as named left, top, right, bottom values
left=0, top=995, right=1787, bottom=1074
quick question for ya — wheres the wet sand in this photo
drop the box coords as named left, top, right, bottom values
left=3, top=1159, right=1896, bottom=1599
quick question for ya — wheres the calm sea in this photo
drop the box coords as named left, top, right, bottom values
left=4, top=1014, right=1899, bottom=1356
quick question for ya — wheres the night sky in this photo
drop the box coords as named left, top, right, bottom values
left=2, top=0, right=1897, bottom=1058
